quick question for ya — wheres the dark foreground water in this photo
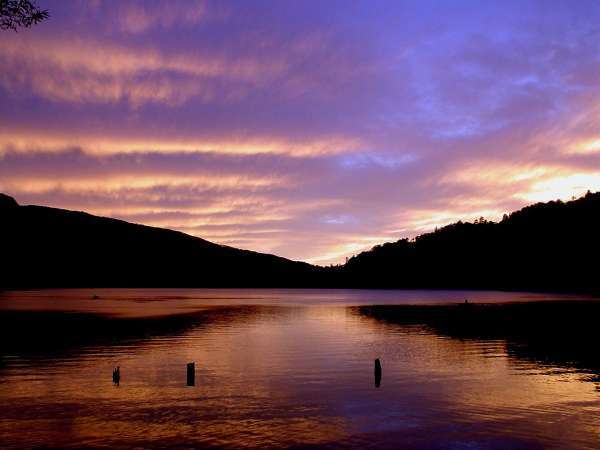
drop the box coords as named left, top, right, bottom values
left=0, top=289, right=599, bottom=449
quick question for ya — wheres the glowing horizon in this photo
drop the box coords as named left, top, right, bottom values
left=1, top=0, right=599, bottom=265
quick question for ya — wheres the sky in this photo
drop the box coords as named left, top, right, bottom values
left=1, top=0, right=599, bottom=265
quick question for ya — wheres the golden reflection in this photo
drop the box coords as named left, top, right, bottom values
left=1, top=291, right=599, bottom=448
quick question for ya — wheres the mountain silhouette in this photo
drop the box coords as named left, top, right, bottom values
left=0, top=194, right=323, bottom=288
left=1, top=192, right=599, bottom=291
left=340, top=191, right=600, bottom=293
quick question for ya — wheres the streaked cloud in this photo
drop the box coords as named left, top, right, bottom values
left=115, top=0, right=208, bottom=34
left=0, top=35, right=287, bottom=106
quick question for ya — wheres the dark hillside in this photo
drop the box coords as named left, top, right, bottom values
left=0, top=194, right=322, bottom=288
left=341, top=192, right=600, bottom=292
left=2, top=192, right=599, bottom=291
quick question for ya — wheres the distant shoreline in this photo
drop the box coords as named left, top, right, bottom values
left=2, top=286, right=599, bottom=299
left=3, top=191, right=599, bottom=293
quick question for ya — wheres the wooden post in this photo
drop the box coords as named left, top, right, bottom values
left=186, top=362, right=195, bottom=386
left=374, top=358, right=382, bottom=388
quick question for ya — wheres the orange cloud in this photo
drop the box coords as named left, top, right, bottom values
left=0, top=36, right=287, bottom=106
left=0, top=173, right=288, bottom=194
left=0, top=36, right=284, bottom=80
left=0, top=130, right=360, bottom=157
left=440, top=159, right=600, bottom=204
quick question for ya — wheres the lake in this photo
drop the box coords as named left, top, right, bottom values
left=1, top=289, right=599, bottom=449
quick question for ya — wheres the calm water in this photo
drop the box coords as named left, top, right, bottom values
left=0, top=289, right=599, bottom=449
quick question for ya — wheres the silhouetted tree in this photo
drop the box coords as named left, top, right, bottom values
left=1, top=0, right=48, bottom=31
left=341, top=192, right=600, bottom=292
left=1, top=190, right=599, bottom=292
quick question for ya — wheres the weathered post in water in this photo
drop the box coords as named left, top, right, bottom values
left=374, top=358, right=382, bottom=388
left=187, top=362, right=195, bottom=386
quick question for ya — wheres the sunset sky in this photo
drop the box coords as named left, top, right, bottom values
left=1, top=0, right=599, bottom=264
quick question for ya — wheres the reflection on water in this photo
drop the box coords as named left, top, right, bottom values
left=0, top=289, right=599, bottom=449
